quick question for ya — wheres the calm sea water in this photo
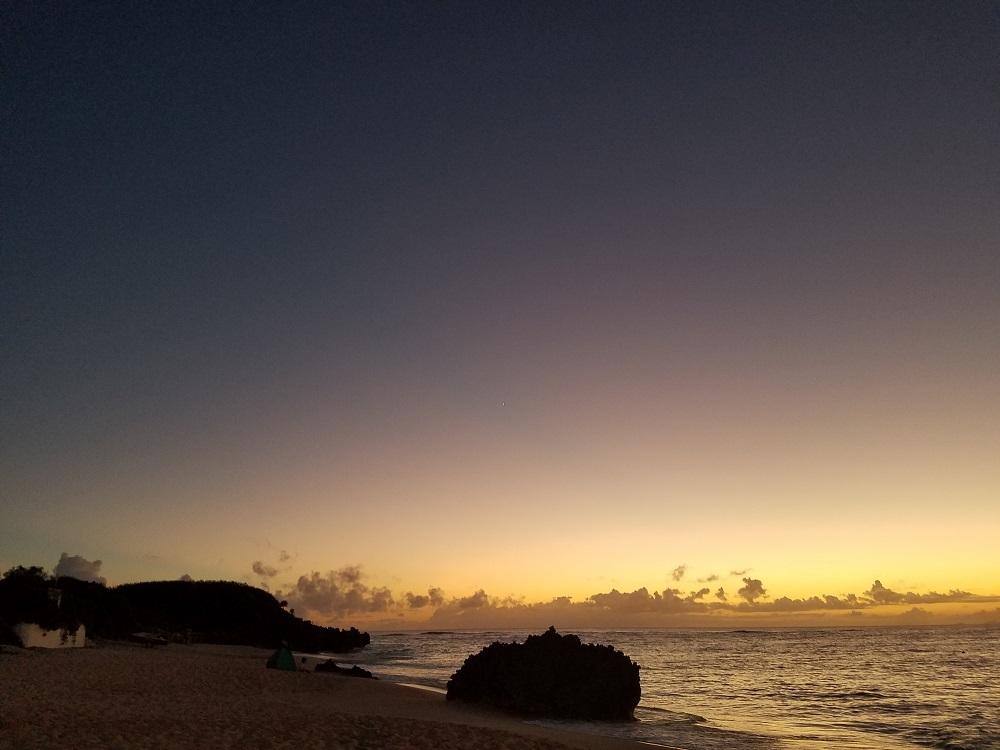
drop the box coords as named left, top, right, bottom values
left=326, top=627, right=1000, bottom=750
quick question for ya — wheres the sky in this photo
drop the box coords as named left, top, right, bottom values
left=2, top=1, right=999, bottom=629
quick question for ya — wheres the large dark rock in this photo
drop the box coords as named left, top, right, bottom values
left=446, top=626, right=640, bottom=720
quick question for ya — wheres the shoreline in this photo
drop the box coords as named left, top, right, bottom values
left=0, top=642, right=651, bottom=750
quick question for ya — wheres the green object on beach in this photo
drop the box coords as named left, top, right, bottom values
left=266, top=645, right=297, bottom=671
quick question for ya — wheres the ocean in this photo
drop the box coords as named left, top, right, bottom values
left=325, top=627, right=1000, bottom=750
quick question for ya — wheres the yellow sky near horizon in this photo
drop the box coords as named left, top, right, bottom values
left=6, top=406, right=998, bottom=609
left=4, top=305, right=998, bottom=615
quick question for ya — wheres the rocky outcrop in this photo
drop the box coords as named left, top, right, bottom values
left=446, top=626, right=640, bottom=719
left=315, top=660, right=376, bottom=679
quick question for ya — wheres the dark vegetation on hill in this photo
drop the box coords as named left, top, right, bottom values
left=446, top=626, right=641, bottom=720
left=0, top=566, right=369, bottom=652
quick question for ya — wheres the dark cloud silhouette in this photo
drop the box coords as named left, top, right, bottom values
left=270, top=564, right=999, bottom=626
left=252, top=560, right=278, bottom=577
left=963, top=608, right=1000, bottom=625
left=757, top=594, right=862, bottom=612
left=587, top=587, right=714, bottom=614
left=698, top=574, right=720, bottom=583
left=337, top=565, right=363, bottom=584
left=866, top=579, right=905, bottom=604
left=671, top=564, right=687, bottom=582
left=252, top=550, right=296, bottom=579
left=457, top=589, right=490, bottom=609
left=737, top=577, right=767, bottom=603
left=406, top=592, right=430, bottom=608
left=422, top=589, right=505, bottom=621
left=864, top=580, right=984, bottom=605
left=729, top=569, right=750, bottom=577
left=405, top=587, right=446, bottom=609
left=866, top=580, right=898, bottom=603
left=278, top=566, right=394, bottom=617
left=369, top=588, right=394, bottom=610
left=590, top=587, right=659, bottom=613
left=898, top=606, right=934, bottom=621
left=419, top=579, right=1000, bottom=628
left=659, top=588, right=708, bottom=611
left=53, top=553, right=106, bottom=584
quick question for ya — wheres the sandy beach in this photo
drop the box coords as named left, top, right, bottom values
left=0, top=643, right=650, bottom=750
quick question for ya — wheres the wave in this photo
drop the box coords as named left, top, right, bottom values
left=824, top=690, right=885, bottom=699
left=637, top=706, right=708, bottom=724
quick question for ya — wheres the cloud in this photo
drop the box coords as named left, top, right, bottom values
left=457, top=589, right=490, bottom=610
left=737, top=577, right=767, bottom=603
left=863, top=580, right=987, bottom=606
left=424, top=589, right=540, bottom=624
left=406, top=592, right=430, bottom=608
left=865, top=579, right=904, bottom=604
left=411, top=582, right=1000, bottom=629
left=277, top=566, right=395, bottom=618
left=698, top=574, right=720, bottom=583
left=590, top=587, right=658, bottom=613
left=435, top=581, right=973, bottom=623
left=671, top=564, right=687, bottom=582
left=729, top=569, right=750, bottom=577
left=368, top=587, right=394, bottom=611
left=337, top=565, right=363, bottom=584
left=759, top=594, right=861, bottom=612
left=687, top=588, right=710, bottom=602
left=962, top=608, right=1000, bottom=625
left=659, top=588, right=708, bottom=611
left=405, top=587, right=446, bottom=609
left=898, top=606, right=934, bottom=621
left=251, top=550, right=295, bottom=580
left=587, top=587, right=717, bottom=615
left=252, top=561, right=278, bottom=577
left=268, top=561, right=1000, bottom=628
left=53, top=553, right=106, bottom=585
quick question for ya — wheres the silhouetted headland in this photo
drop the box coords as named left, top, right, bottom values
left=0, top=566, right=369, bottom=652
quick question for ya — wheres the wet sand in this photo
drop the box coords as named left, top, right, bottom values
left=0, top=643, right=651, bottom=750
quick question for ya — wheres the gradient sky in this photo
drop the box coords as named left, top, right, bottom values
left=2, top=2, right=999, bottom=627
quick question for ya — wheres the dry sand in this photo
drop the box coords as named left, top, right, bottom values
left=0, top=643, right=652, bottom=750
